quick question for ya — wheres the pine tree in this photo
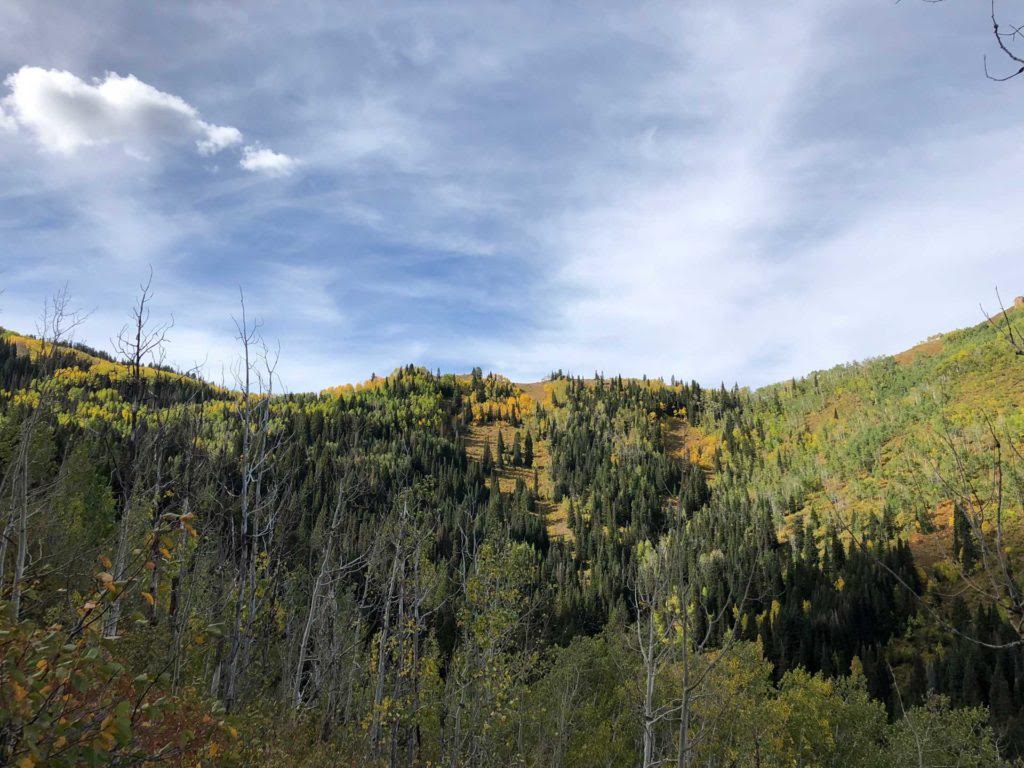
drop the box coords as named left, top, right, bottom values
left=801, top=519, right=817, bottom=566
left=952, top=503, right=979, bottom=571
left=990, top=656, right=1014, bottom=722
left=512, top=431, right=522, bottom=467
left=793, top=519, right=806, bottom=559
left=909, top=655, right=928, bottom=705
left=482, top=441, right=493, bottom=474
left=523, top=431, right=534, bottom=468
left=961, top=648, right=983, bottom=707
left=830, top=529, right=846, bottom=570
left=496, top=431, right=505, bottom=469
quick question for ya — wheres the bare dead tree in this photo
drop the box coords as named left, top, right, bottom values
left=918, top=0, right=1024, bottom=82
left=292, top=452, right=369, bottom=710
left=104, top=271, right=173, bottom=638
left=1, top=287, right=87, bottom=618
left=924, top=417, right=1024, bottom=641
left=630, top=521, right=763, bottom=768
left=167, top=391, right=212, bottom=693
left=632, top=539, right=674, bottom=768
left=827, top=291, right=1024, bottom=650
left=672, top=539, right=761, bottom=768
left=908, top=292, right=1024, bottom=647
left=218, top=289, right=287, bottom=712
left=546, top=663, right=583, bottom=768
left=364, top=491, right=446, bottom=766
left=985, top=0, right=1024, bottom=81
left=981, top=288, right=1024, bottom=356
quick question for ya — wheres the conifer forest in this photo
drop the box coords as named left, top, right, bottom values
left=2, top=289, right=1024, bottom=766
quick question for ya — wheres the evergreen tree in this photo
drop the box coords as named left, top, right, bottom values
left=909, top=655, right=929, bottom=706
left=482, top=440, right=493, bottom=474
left=952, top=503, right=980, bottom=571
left=962, top=648, right=983, bottom=707
left=990, top=656, right=1014, bottom=722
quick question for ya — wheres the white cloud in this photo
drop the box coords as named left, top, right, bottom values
left=197, top=124, right=243, bottom=155
left=240, top=144, right=296, bottom=176
left=1, top=66, right=293, bottom=177
left=1, top=67, right=243, bottom=157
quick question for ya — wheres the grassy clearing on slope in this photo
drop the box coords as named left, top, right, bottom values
left=663, top=415, right=719, bottom=473
left=464, top=420, right=571, bottom=540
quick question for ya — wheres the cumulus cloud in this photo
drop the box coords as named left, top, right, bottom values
left=1, top=66, right=291, bottom=175
left=197, top=124, right=243, bottom=155
left=240, top=144, right=297, bottom=176
left=1, top=67, right=241, bottom=155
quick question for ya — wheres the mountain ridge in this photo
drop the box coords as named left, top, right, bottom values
left=2, top=298, right=1024, bottom=766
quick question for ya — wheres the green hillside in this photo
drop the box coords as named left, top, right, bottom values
left=0, top=302, right=1023, bottom=767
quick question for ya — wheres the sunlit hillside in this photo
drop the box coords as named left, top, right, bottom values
left=1, top=301, right=1023, bottom=766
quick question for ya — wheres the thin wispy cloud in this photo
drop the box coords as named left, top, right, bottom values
left=0, top=1, right=1022, bottom=392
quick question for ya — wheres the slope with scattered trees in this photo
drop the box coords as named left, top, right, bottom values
left=1, top=290, right=1022, bottom=767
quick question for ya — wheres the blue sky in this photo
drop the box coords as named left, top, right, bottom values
left=2, top=1, right=1024, bottom=392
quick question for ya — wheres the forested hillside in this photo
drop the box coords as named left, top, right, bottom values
left=1, top=294, right=1023, bottom=767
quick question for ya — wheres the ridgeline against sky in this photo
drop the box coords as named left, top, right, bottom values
left=2, top=2, right=1024, bottom=391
